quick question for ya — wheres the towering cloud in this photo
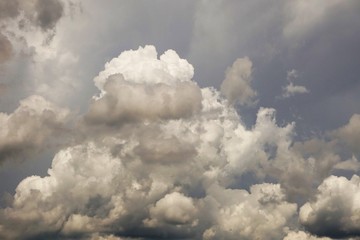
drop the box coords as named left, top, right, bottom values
left=0, top=46, right=302, bottom=240
left=0, top=45, right=358, bottom=240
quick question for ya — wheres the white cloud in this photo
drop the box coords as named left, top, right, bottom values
left=202, top=183, right=297, bottom=240
left=283, top=231, right=331, bottom=240
left=85, top=46, right=202, bottom=125
left=144, top=192, right=198, bottom=227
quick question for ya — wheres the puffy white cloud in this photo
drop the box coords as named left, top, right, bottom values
left=300, top=175, right=360, bottom=238
left=220, top=57, right=257, bottom=106
left=144, top=192, right=198, bottom=227
left=283, top=231, right=331, bottom=240
left=202, top=183, right=297, bottom=240
left=0, top=95, right=69, bottom=163
left=85, top=46, right=202, bottom=125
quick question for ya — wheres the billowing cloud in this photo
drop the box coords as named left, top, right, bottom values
left=85, top=46, right=202, bottom=125
left=0, top=46, right=302, bottom=239
left=220, top=57, right=257, bottom=106
left=0, top=45, right=356, bottom=239
left=283, top=231, right=331, bottom=240
left=300, top=175, right=360, bottom=238
left=202, top=183, right=297, bottom=240
left=0, top=95, right=69, bottom=163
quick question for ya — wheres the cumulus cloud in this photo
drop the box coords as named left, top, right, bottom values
left=220, top=57, right=257, bottom=106
left=144, top=192, right=198, bottom=227
left=283, top=231, right=331, bottom=240
left=300, top=175, right=360, bottom=238
left=0, top=46, right=298, bottom=239
left=85, top=46, right=202, bottom=126
left=281, top=69, right=309, bottom=98
left=0, top=95, right=70, bottom=163
left=0, top=33, right=13, bottom=64
left=332, top=114, right=360, bottom=156
left=202, top=183, right=297, bottom=240
left=0, top=46, right=352, bottom=239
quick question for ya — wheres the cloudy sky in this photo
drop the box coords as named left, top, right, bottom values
left=0, top=0, right=360, bottom=239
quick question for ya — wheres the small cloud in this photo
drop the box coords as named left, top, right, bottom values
left=220, top=57, right=257, bottom=106
left=280, top=69, right=309, bottom=98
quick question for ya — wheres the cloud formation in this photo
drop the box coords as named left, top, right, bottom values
left=86, top=46, right=202, bottom=126
left=0, top=45, right=359, bottom=240
left=220, top=57, right=257, bottom=106
left=283, top=231, right=331, bottom=240
left=300, top=175, right=360, bottom=238
left=0, top=46, right=301, bottom=240
left=0, top=95, right=69, bottom=163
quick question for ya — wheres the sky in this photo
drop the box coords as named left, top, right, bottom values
left=0, top=0, right=360, bottom=239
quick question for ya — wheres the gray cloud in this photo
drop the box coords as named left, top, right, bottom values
left=0, top=95, right=70, bottom=164
left=220, top=57, right=257, bottom=106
